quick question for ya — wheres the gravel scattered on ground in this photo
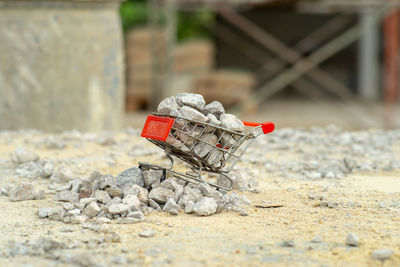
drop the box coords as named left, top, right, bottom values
left=346, top=233, right=359, bottom=247
left=0, top=122, right=399, bottom=266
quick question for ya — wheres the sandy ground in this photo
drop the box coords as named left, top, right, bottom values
left=0, top=130, right=399, bottom=267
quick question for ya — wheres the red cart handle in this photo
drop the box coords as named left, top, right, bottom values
left=242, top=121, right=275, bottom=134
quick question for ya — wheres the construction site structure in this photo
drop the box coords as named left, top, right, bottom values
left=124, top=0, right=400, bottom=128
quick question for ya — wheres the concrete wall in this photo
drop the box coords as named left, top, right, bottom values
left=0, top=0, right=125, bottom=132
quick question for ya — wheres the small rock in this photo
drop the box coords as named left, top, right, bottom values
left=181, top=187, right=203, bottom=204
left=37, top=207, right=59, bottom=219
left=237, top=207, right=249, bottom=216
left=148, top=199, right=161, bottom=210
left=325, top=172, right=335, bottom=179
left=55, top=190, right=79, bottom=203
left=371, top=249, right=393, bottom=261
left=220, top=114, right=244, bottom=132
left=344, top=157, right=357, bottom=172
left=108, top=197, right=122, bottom=205
left=51, top=169, right=74, bottom=182
left=166, top=134, right=190, bottom=152
left=203, top=101, right=225, bottom=118
left=184, top=200, right=195, bottom=214
left=193, top=197, right=217, bottom=216
left=346, top=233, right=359, bottom=247
left=311, top=235, right=323, bottom=243
left=163, top=198, right=180, bottom=215
left=8, top=184, right=36, bottom=202
left=139, top=229, right=156, bottom=238
left=60, top=226, right=74, bottom=233
left=173, top=184, right=184, bottom=203
left=143, top=170, right=164, bottom=188
left=49, top=208, right=65, bottom=221
left=124, top=185, right=149, bottom=204
left=282, top=240, right=295, bottom=247
left=157, top=96, right=180, bottom=115
left=70, top=179, right=81, bottom=193
left=74, top=202, right=85, bottom=211
left=105, top=186, right=124, bottom=198
left=79, top=197, right=96, bottom=206
left=78, top=187, right=92, bottom=199
left=33, top=236, right=62, bottom=252
left=15, top=162, right=43, bottom=179
left=175, top=126, right=203, bottom=147
left=82, top=202, right=100, bottom=219
left=42, top=162, right=54, bottom=178
left=175, top=93, right=205, bottom=110
left=54, top=183, right=72, bottom=192
left=307, top=172, right=322, bottom=180
left=0, top=185, right=10, bottom=196
left=149, top=187, right=174, bottom=204
left=327, top=201, right=338, bottom=209
left=160, top=178, right=179, bottom=190
left=127, top=210, right=145, bottom=222
left=10, top=147, right=39, bottom=164
left=220, top=133, right=241, bottom=149
left=206, top=113, right=221, bottom=128
left=122, top=195, right=141, bottom=211
left=111, top=255, right=127, bottom=265
left=70, top=215, right=88, bottom=224
left=62, top=202, right=75, bottom=211
left=116, top=167, right=144, bottom=188
left=206, top=148, right=224, bottom=167
left=108, top=204, right=129, bottom=215
left=199, top=183, right=220, bottom=198
left=68, top=209, right=81, bottom=216
left=179, top=106, right=209, bottom=122
left=193, top=134, right=218, bottom=158
left=34, top=190, right=45, bottom=200
left=99, top=174, right=116, bottom=189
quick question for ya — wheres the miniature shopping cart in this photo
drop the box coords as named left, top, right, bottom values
left=139, top=113, right=274, bottom=192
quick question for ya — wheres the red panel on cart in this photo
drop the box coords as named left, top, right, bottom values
left=141, top=115, right=174, bottom=141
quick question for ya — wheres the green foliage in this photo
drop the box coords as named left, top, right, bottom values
left=177, top=11, right=214, bottom=41
left=120, top=0, right=147, bottom=32
left=119, top=1, right=214, bottom=42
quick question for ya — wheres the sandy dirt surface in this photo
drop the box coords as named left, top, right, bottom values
left=0, top=128, right=399, bottom=267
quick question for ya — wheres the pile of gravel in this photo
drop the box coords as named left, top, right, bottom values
left=37, top=167, right=251, bottom=224
left=247, top=125, right=400, bottom=180
left=158, top=93, right=246, bottom=168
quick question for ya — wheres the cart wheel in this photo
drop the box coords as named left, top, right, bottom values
left=160, top=169, right=167, bottom=183
left=138, top=162, right=150, bottom=172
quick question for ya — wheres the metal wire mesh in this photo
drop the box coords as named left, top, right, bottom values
left=147, top=113, right=261, bottom=174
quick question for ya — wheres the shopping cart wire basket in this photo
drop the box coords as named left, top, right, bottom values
left=139, top=113, right=274, bottom=192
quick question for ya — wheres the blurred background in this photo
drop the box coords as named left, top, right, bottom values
left=1, top=0, right=399, bottom=132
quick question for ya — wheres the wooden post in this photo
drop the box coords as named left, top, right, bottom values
left=165, top=0, right=177, bottom=97
left=384, top=9, right=399, bottom=103
left=358, top=8, right=380, bottom=101
left=384, top=8, right=399, bottom=129
left=148, top=0, right=165, bottom=110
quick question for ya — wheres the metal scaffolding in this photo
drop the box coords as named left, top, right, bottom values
left=147, top=0, right=400, bottom=127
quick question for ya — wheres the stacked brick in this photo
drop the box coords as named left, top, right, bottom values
left=125, top=27, right=255, bottom=111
